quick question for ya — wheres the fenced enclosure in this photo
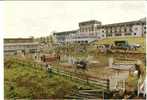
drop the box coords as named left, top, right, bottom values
left=49, top=67, right=110, bottom=91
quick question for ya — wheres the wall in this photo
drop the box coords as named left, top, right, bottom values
left=132, top=25, right=143, bottom=37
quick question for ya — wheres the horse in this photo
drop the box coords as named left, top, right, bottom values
left=75, top=60, right=88, bottom=70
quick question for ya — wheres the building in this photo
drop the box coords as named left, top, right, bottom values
left=53, top=30, right=79, bottom=43
left=4, top=37, right=40, bottom=56
left=97, top=19, right=146, bottom=38
left=53, top=18, right=146, bottom=44
left=79, top=20, right=102, bottom=36
left=4, top=37, right=34, bottom=43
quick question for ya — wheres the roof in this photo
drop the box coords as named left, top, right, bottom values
left=4, top=37, right=34, bottom=43
left=53, top=30, right=78, bottom=35
left=4, top=42, right=39, bottom=46
left=4, top=37, right=33, bottom=40
left=99, top=20, right=146, bottom=28
left=79, top=20, right=101, bottom=26
left=139, top=17, right=146, bottom=22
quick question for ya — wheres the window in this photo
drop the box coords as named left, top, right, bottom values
left=110, top=30, right=112, bottom=33
left=106, top=34, right=112, bottom=37
left=83, top=28, right=84, bottom=32
left=91, top=26, right=94, bottom=31
left=115, top=33, right=121, bottom=36
left=88, top=27, right=90, bottom=32
left=30, top=49, right=36, bottom=53
left=85, top=28, right=87, bottom=32
left=136, top=23, right=140, bottom=25
left=125, top=33, right=131, bottom=36
left=124, top=28, right=126, bottom=32
left=134, top=27, right=138, bottom=30
left=105, top=30, right=107, bottom=33
left=87, top=28, right=89, bottom=32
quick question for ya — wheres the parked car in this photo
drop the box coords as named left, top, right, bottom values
left=131, top=44, right=141, bottom=48
left=114, top=40, right=131, bottom=50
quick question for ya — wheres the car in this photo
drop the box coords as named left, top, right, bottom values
left=131, top=44, right=141, bottom=48
left=115, top=44, right=130, bottom=50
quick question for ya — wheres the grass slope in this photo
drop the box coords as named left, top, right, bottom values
left=94, top=37, right=146, bottom=53
left=4, top=58, right=78, bottom=99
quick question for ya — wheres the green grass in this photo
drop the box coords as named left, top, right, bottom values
left=4, top=58, right=79, bottom=99
left=93, top=37, right=146, bottom=53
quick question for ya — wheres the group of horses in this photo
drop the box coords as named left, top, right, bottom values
left=41, top=54, right=88, bottom=70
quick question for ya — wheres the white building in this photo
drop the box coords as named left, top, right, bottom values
left=54, top=18, right=146, bottom=44
left=53, top=30, right=79, bottom=44
left=65, top=33, right=98, bottom=43
left=79, top=20, right=101, bottom=36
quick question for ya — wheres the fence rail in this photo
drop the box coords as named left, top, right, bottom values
left=50, top=68, right=109, bottom=90
left=10, top=59, right=110, bottom=91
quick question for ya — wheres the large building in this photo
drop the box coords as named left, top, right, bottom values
left=53, top=30, right=79, bottom=43
left=79, top=20, right=102, bottom=36
left=96, top=19, right=146, bottom=38
left=53, top=18, right=146, bottom=43
left=4, top=37, right=40, bottom=56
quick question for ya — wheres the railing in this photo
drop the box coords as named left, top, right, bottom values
left=50, top=68, right=109, bottom=91
left=6, top=58, right=110, bottom=94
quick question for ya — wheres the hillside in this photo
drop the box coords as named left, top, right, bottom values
left=4, top=57, right=78, bottom=99
left=93, top=37, right=146, bottom=53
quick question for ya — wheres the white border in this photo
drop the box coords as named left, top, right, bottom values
left=0, top=1, right=4, bottom=100
left=0, top=1, right=147, bottom=99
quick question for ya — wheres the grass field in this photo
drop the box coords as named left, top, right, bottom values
left=4, top=57, right=81, bottom=99
left=93, top=37, right=146, bottom=53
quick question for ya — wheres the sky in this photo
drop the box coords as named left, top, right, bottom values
left=4, top=1, right=147, bottom=38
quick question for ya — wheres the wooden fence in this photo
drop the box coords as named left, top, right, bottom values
left=12, top=59, right=110, bottom=91
left=50, top=68, right=110, bottom=91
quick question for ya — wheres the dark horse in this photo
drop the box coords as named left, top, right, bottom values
left=75, top=60, right=87, bottom=70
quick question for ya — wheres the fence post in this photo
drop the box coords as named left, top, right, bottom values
left=109, top=57, right=113, bottom=67
left=107, top=79, right=110, bottom=91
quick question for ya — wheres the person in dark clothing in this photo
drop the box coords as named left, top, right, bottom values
left=45, top=63, right=49, bottom=69
left=41, top=55, right=46, bottom=62
left=47, top=64, right=52, bottom=73
left=134, top=64, right=141, bottom=78
left=58, top=55, right=60, bottom=61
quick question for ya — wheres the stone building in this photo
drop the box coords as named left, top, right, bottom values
left=4, top=37, right=40, bottom=56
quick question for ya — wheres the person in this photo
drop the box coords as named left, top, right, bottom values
left=58, top=55, right=60, bottom=61
left=35, top=55, right=37, bottom=60
left=47, top=64, right=52, bottom=73
left=45, top=63, right=48, bottom=69
left=134, top=64, right=141, bottom=78
left=41, top=55, right=46, bottom=62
